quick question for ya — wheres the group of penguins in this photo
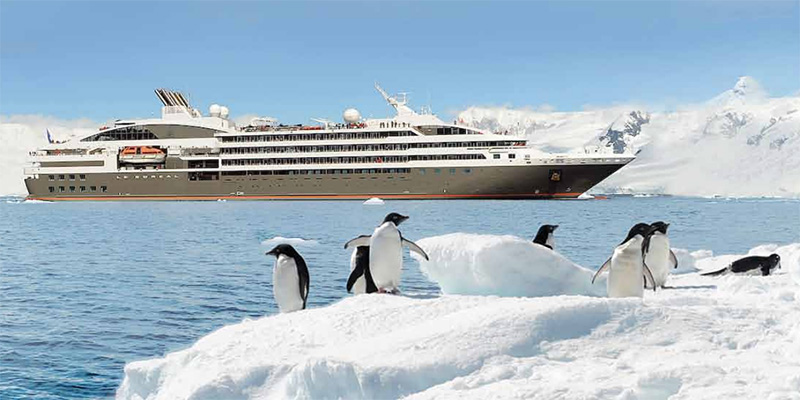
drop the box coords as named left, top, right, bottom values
left=265, top=213, right=783, bottom=313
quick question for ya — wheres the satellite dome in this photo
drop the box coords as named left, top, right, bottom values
left=343, top=108, right=361, bottom=123
left=220, top=106, right=230, bottom=119
left=209, top=104, right=221, bottom=117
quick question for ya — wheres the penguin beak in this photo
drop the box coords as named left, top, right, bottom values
left=552, top=225, right=559, bottom=231
left=399, top=215, right=409, bottom=224
left=265, top=247, right=278, bottom=256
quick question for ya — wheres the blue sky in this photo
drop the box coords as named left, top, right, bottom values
left=1, top=1, right=798, bottom=122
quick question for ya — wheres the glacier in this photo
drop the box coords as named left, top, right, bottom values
left=116, top=238, right=800, bottom=400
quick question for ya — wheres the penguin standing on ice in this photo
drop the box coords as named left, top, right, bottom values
left=592, top=223, right=658, bottom=298
left=644, top=221, right=678, bottom=288
left=345, top=212, right=429, bottom=293
left=265, top=244, right=310, bottom=313
left=532, top=224, right=559, bottom=250
left=346, top=246, right=378, bottom=294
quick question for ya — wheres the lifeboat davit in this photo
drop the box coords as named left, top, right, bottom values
left=119, top=146, right=166, bottom=164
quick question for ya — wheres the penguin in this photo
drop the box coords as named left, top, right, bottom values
left=344, top=212, right=429, bottom=293
left=644, top=221, right=679, bottom=288
left=265, top=244, right=309, bottom=313
left=346, top=245, right=378, bottom=294
left=532, top=224, right=559, bottom=250
left=591, top=223, right=658, bottom=298
left=701, top=254, right=781, bottom=276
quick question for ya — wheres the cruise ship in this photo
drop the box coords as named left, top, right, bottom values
left=24, top=85, right=634, bottom=201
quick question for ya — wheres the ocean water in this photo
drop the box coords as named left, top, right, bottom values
left=0, top=196, right=798, bottom=399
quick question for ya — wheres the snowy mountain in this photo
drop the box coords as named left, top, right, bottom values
left=0, top=115, right=97, bottom=196
left=458, top=77, right=800, bottom=197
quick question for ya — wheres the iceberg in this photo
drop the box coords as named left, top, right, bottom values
left=363, top=197, right=385, bottom=205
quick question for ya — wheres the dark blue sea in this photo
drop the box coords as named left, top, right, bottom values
left=1, top=196, right=798, bottom=398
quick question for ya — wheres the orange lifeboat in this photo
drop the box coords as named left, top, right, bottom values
left=119, top=146, right=166, bottom=164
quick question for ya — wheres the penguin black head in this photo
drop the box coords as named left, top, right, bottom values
left=383, top=212, right=409, bottom=226
left=768, top=253, right=781, bottom=269
left=622, top=223, right=657, bottom=245
left=650, top=221, right=670, bottom=234
left=265, top=244, right=302, bottom=258
left=539, top=224, right=559, bottom=234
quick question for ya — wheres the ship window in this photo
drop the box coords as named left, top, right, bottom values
left=509, top=154, right=516, bottom=159
left=419, top=169, right=425, bottom=175
left=90, top=186, right=97, bottom=191
left=493, top=154, right=500, bottom=159
left=100, top=186, right=107, bottom=192
left=69, top=174, right=76, bottom=180
left=123, top=175, right=128, bottom=179
left=151, top=175, right=156, bottom=179
left=48, top=175, right=55, bottom=181
left=79, top=174, right=86, bottom=180
left=59, top=174, right=65, bottom=180
left=69, top=186, right=75, bottom=192
left=48, top=186, right=55, bottom=193
left=434, top=169, right=441, bottom=174
left=143, top=175, right=148, bottom=179
left=80, top=186, right=86, bottom=192
left=116, top=176, right=121, bottom=180
left=464, top=168, right=472, bottom=174
left=135, top=176, right=140, bottom=179
left=58, top=186, right=65, bottom=192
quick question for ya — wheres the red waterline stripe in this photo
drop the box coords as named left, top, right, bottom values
left=28, top=192, right=583, bottom=201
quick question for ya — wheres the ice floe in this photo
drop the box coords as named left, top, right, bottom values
left=363, top=197, right=385, bottom=205
left=261, top=236, right=319, bottom=247
left=117, top=241, right=800, bottom=399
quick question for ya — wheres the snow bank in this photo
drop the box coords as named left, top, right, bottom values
left=363, top=197, right=385, bottom=205
left=411, top=233, right=604, bottom=297
left=117, top=242, right=800, bottom=399
left=261, top=237, right=319, bottom=247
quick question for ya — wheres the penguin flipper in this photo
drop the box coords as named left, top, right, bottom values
left=364, top=264, right=379, bottom=294
left=700, top=267, right=728, bottom=276
left=295, top=256, right=310, bottom=309
left=401, top=236, right=429, bottom=261
left=346, top=265, right=364, bottom=293
left=344, top=235, right=371, bottom=249
left=591, top=257, right=612, bottom=284
left=669, top=250, right=679, bottom=269
left=642, top=262, right=656, bottom=292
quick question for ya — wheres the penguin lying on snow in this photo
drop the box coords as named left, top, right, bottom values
left=266, top=244, right=310, bottom=313
left=644, top=221, right=679, bottom=288
left=532, top=224, right=558, bottom=250
left=347, top=246, right=378, bottom=294
left=345, top=212, right=429, bottom=293
left=592, top=223, right=658, bottom=298
left=701, top=254, right=781, bottom=276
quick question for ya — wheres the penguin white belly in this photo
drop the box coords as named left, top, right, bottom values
left=645, top=234, right=670, bottom=288
left=608, top=240, right=646, bottom=298
left=369, top=223, right=403, bottom=290
left=349, top=248, right=366, bottom=294
left=545, top=235, right=555, bottom=249
left=273, top=255, right=304, bottom=312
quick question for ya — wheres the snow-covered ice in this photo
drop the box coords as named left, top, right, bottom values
left=117, top=240, right=800, bottom=400
left=363, top=197, right=385, bottom=205
left=412, top=233, right=605, bottom=297
left=261, top=237, right=319, bottom=247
